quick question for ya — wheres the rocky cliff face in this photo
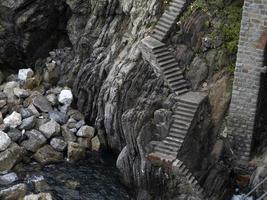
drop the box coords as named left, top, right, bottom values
left=0, top=0, right=244, bottom=199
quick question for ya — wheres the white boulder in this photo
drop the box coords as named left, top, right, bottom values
left=4, top=111, right=22, bottom=128
left=18, top=68, right=34, bottom=81
left=58, top=89, right=73, bottom=105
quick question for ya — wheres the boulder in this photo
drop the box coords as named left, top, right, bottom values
left=19, top=116, right=36, bottom=130
left=0, top=172, right=18, bottom=186
left=39, top=120, right=60, bottom=139
left=58, top=89, right=73, bottom=105
left=18, top=69, right=34, bottom=81
left=48, top=110, right=67, bottom=124
left=0, top=183, right=27, bottom=200
left=33, top=145, right=63, bottom=165
left=46, top=94, right=58, bottom=106
left=75, top=120, right=85, bottom=129
left=21, top=130, right=47, bottom=152
left=14, top=88, right=30, bottom=98
left=91, top=136, right=101, bottom=151
left=0, top=131, right=11, bottom=151
left=19, top=108, right=34, bottom=119
left=3, top=81, right=19, bottom=101
left=0, top=99, right=7, bottom=108
left=77, top=137, right=91, bottom=149
left=27, top=104, right=40, bottom=116
left=32, top=95, right=53, bottom=113
left=76, top=125, right=95, bottom=139
left=50, top=138, right=67, bottom=152
left=24, top=193, right=52, bottom=200
left=67, top=142, right=86, bottom=162
left=0, top=143, right=22, bottom=171
left=7, top=128, right=22, bottom=142
left=3, top=111, right=22, bottom=128
left=62, top=125, right=77, bottom=142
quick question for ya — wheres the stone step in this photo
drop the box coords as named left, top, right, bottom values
left=158, top=17, right=174, bottom=26
left=163, top=139, right=182, bottom=148
left=172, top=83, right=188, bottom=92
left=172, top=114, right=192, bottom=122
left=178, top=98, right=199, bottom=107
left=175, top=106, right=196, bottom=115
left=176, top=87, right=189, bottom=95
left=157, top=20, right=173, bottom=29
left=152, top=46, right=168, bottom=54
left=154, top=147, right=178, bottom=156
left=151, top=33, right=164, bottom=41
left=173, top=0, right=185, bottom=4
left=174, top=109, right=195, bottom=118
left=166, top=135, right=184, bottom=143
left=158, top=58, right=177, bottom=66
left=156, top=142, right=180, bottom=151
left=154, top=25, right=169, bottom=34
left=157, top=54, right=174, bottom=62
left=164, top=10, right=178, bottom=18
left=162, top=13, right=176, bottom=21
left=167, top=74, right=185, bottom=82
left=161, top=62, right=179, bottom=71
left=169, top=79, right=188, bottom=88
left=169, top=127, right=187, bottom=135
left=153, top=28, right=166, bottom=37
left=177, top=100, right=198, bottom=110
left=170, top=1, right=184, bottom=9
left=154, top=51, right=170, bottom=59
left=171, top=123, right=188, bottom=130
left=165, top=70, right=183, bottom=79
left=163, top=67, right=181, bottom=76
left=172, top=118, right=190, bottom=127
left=169, top=130, right=186, bottom=138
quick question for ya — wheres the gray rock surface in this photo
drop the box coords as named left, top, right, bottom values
left=33, top=145, right=63, bottom=165
left=48, top=110, right=67, bottom=124
left=32, top=95, right=53, bottom=113
left=76, top=125, right=95, bottom=139
left=3, top=111, right=22, bottom=128
left=39, top=120, right=60, bottom=139
left=21, top=130, right=47, bottom=152
left=19, top=116, right=36, bottom=130
left=0, top=172, right=18, bottom=186
left=50, top=138, right=67, bottom=152
left=0, top=131, right=11, bottom=151
left=18, top=69, right=34, bottom=81
left=0, top=183, right=27, bottom=200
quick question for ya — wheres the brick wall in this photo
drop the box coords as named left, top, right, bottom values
left=227, top=0, right=267, bottom=161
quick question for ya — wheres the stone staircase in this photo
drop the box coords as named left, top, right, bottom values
left=148, top=92, right=207, bottom=163
left=140, top=36, right=189, bottom=95
left=152, top=0, right=187, bottom=41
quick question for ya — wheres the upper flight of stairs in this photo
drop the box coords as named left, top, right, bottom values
left=152, top=0, right=187, bottom=41
left=141, top=36, right=189, bottom=95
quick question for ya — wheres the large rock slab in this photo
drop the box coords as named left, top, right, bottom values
left=39, top=120, right=60, bottom=139
left=0, top=131, right=11, bottom=152
left=33, top=145, right=63, bottom=165
left=21, top=130, right=47, bottom=152
left=0, top=143, right=22, bottom=171
left=0, top=183, right=27, bottom=200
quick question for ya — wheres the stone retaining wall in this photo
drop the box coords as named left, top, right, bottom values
left=227, top=0, right=267, bottom=161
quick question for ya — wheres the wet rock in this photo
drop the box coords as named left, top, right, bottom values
left=0, top=143, right=22, bottom=171
left=18, top=69, right=34, bottom=82
left=50, top=138, right=67, bottom=152
left=14, top=88, right=30, bottom=98
left=39, top=120, right=60, bottom=139
left=67, top=142, right=86, bottom=162
left=32, top=95, right=53, bottom=113
left=24, top=193, right=52, bottom=200
left=19, top=116, right=36, bottom=130
left=76, top=126, right=95, bottom=139
left=91, top=136, right=101, bottom=151
left=3, top=111, right=22, bottom=128
left=0, top=172, right=18, bottom=185
left=62, top=125, right=77, bottom=142
left=58, top=89, right=73, bottom=105
left=48, top=110, right=68, bottom=124
left=21, top=130, right=47, bottom=152
left=7, top=128, right=22, bottom=142
left=0, top=131, right=11, bottom=152
left=33, top=145, right=63, bottom=165
left=0, top=183, right=27, bottom=200
left=77, top=137, right=91, bottom=149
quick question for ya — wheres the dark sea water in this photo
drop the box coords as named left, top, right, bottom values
left=16, top=152, right=132, bottom=200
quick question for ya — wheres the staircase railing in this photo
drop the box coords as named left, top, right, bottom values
left=241, top=176, right=267, bottom=200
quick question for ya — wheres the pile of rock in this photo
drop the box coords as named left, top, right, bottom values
left=0, top=68, right=101, bottom=171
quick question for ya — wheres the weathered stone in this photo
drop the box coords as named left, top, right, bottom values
left=50, top=138, right=67, bottom=152
left=62, top=125, right=77, bottom=142
left=27, top=104, right=40, bottom=116
left=21, top=130, right=47, bottom=152
left=39, top=120, right=60, bottom=139
left=77, top=137, right=91, bottom=149
left=32, top=95, right=53, bottom=113
left=7, top=128, right=22, bottom=142
left=91, top=136, right=101, bottom=151
left=0, top=131, right=11, bottom=152
left=33, top=145, right=63, bottom=165
left=67, top=109, right=84, bottom=121
left=58, top=89, right=73, bottom=105
left=19, top=108, right=34, bottom=119
left=67, top=142, right=86, bottom=162
left=75, top=120, right=85, bottom=129
left=76, top=125, right=95, bottom=139
left=24, top=193, right=52, bottom=200
left=3, top=81, right=19, bottom=101
left=48, top=110, right=67, bottom=125
left=0, top=172, right=18, bottom=186
left=3, top=111, right=22, bottom=128
left=18, top=69, right=34, bottom=81
left=46, top=94, right=58, bottom=106
left=19, top=116, right=36, bottom=130
left=0, top=143, right=22, bottom=171
left=0, top=183, right=27, bottom=200
left=0, top=99, right=7, bottom=108
left=14, top=88, right=30, bottom=98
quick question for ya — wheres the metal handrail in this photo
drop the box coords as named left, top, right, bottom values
left=241, top=176, right=267, bottom=199
left=256, top=191, right=267, bottom=200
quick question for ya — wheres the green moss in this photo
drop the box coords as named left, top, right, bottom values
left=0, top=24, right=5, bottom=32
